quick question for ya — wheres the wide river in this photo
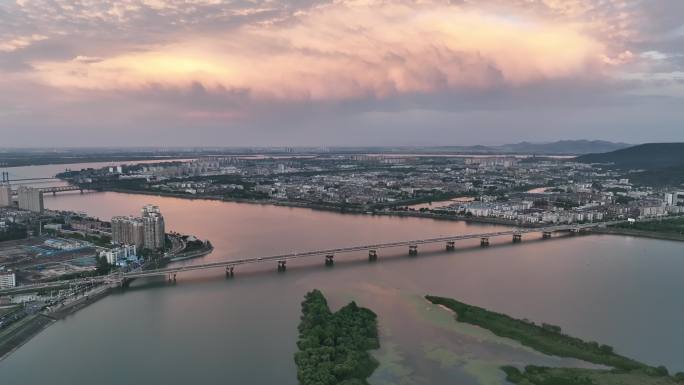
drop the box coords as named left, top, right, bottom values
left=1, top=163, right=683, bottom=385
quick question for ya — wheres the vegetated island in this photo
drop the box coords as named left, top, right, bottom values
left=425, top=295, right=684, bottom=385
left=295, top=290, right=379, bottom=385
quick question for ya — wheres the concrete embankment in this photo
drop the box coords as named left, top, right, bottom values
left=48, top=284, right=114, bottom=320
left=168, top=244, right=214, bottom=262
left=0, top=283, right=115, bottom=362
left=0, top=314, right=55, bottom=362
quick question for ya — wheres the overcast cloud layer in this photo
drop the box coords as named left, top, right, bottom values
left=1, top=0, right=683, bottom=147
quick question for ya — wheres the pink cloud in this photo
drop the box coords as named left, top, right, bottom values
left=26, top=1, right=621, bottom=101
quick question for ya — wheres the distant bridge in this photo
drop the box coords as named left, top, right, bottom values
left=0, top=221, right=620, bottom=295
left=1, top=170, right=58, bottom=183
left=38, top=185, right=89, bottom=195
left=9, top=177, right=58, bottom=182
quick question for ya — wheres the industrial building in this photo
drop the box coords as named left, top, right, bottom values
left=17, top=186, right=44, bottom=213
left=100, top=244, right=138, bottom=266
left=0, top=184, right=11, bottom=207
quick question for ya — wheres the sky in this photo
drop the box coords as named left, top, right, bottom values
left=0, top=0, right=683, bottom=147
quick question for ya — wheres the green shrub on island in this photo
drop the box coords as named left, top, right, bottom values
left=502, top=365, right=684, bottom=385
left=425, top=295, right=645, bottom=371
left=502, top=366, right=595, bottom=385
left=295, top=290, right=379, bottom=385
left=427, top=295, right=684, bottom=385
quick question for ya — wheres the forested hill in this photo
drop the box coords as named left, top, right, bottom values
left=577, top=143, right=684, bottom=169
left=577, top=143, right=684, bottom=187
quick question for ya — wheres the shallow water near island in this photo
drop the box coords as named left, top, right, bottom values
left=1, top=189, right=684, bottom=385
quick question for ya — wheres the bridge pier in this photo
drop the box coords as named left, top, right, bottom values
left=446, top=241, right=455, bottom=251
left=408, top=244, right=418, bottom=256
left=325, top=255, right=334, bottom=266
left=542, top=231, right=552, bottom=239
left=277, top=260, right=287, bottom=272
left=512, top=233, right=522, bottom=243
left=480, top=237, right=490, bottom=247
left=225, top=266, right=234, bottom=277
left=368, top=249, right=377, bottom=262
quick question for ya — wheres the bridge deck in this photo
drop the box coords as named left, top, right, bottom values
left=125, top=222, right=610, bottom=278
left=0, top=221, right=616, bottom=294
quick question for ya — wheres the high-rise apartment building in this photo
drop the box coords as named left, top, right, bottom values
left=111, top=216, right=145, bottom=249
left=111, top=205, right=165, bottom=250
left=17, top=186, right=43, bottom=213
left=141, top=204, right=165, bottom=250
left=0, top=184, right=11, bottom=207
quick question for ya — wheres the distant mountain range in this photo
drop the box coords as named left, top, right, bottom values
left=577, top=143, right=684, bottom=187
left=330, top=140, right=631, bottom=155
left=492, top=140, right=630, bottom=155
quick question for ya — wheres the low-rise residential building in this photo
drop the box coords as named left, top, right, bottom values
left=0, top=271, right=16, bottom=289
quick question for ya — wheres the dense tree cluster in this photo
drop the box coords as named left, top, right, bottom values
left=295, top=290, right=379, bottom=385
left=95, top=255, right=112, bottom=275
left=615, top=217, right=684, bottom=235
left=0, top=223, right=27, bottom=242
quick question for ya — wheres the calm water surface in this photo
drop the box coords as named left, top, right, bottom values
left=0, top=189, right=683, bottom=385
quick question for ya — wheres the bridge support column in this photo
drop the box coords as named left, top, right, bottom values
left=513, top=233, right=522, bottom=243
left=542, top=231, right=552, bottom=239
left=480, top=237, right=490, bottom=247
left=325, top=255, right=334, bottom=266
left=408, top=245, right=418, bottom=256
left=52, top=191, right=56, bottom=196
left=446, top=241, right=455, bottom=251
left=570, top=228, right=580, bottom=236
left=368, top=249, right=377, bottom=262
left=225, top=266, right=234, bottom=277
left=277, top=260, right=287, bottom=272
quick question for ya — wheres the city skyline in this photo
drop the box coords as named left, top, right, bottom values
left=1, top=1, right=683, bottom=146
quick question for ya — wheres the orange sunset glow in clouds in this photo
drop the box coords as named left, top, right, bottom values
left=1, top=0, right=683, bottom=145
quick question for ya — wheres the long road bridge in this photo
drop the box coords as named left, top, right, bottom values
left=0, top=221, right=621, bottom=295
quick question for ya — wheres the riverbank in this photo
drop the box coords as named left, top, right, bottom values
left=168, top=243, right=214, bottom=262
left=0, top=234, right=210, bottom=362
left=0, top=314, right=55, bottom=362
left=0, top=283, right=114, bottom=362
left=594, top=227, right=684, bottom=242
left=91, top=186, right=528, bottom=228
